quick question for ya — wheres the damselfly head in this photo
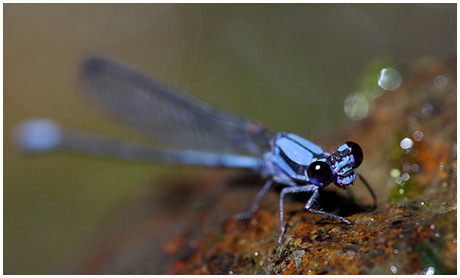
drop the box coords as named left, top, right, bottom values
left=306, top=141, right=363, bottom=188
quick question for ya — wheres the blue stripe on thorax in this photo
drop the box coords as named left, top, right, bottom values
left=284, top=133, right=324, bottom=155
left=275, top=136, right=314, bottom=166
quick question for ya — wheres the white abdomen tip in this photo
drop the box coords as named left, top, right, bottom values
left=14, top=119, right=62, bottom=152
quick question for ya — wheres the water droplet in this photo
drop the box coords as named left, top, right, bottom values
left=430, top=224, right=435, bottom=230
left=402, top=173, right=410, bottom=181
left=378, top=68, right=402, bottom=91
left=393, top=249, right=399, bottom=255
left=400, top=138, right=414, bottom=150
left=421, top=103, right=434, bottom=116
left=390, top=168, right=401, bottom=178
left=433, top=75, right=448, bottom=89
left=344, top=93, right=370, bottom=120
left=425, top=266, right=435, bottom=275
left=420, top=201, right=425, bottom=206
left=254, top=251, right=259, bottom=256
left=360, top=76, right=384, bottom=99
left=413, top=130, right=424, bottom=141
left=399, top=188, right=404, bottom=194
left=439, top=163, right=446, bottom=170
left=435, top=232, right=440, bottom=238
left=411, top=164, right=420, bottom=173
left=390, top=265, right=398, bottom=274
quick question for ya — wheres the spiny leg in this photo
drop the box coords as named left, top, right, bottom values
left=278, top=185, right=352, bottom=244
left=305, top=190, right=352, bottom=224
left=235, top=179, right=274, bottom=220
left=278, top=185, right=317, bottom=244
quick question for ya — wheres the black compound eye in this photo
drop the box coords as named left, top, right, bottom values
left=346, top=141, right=363, bottom=168
left=307, top=161, right=333, bottom=186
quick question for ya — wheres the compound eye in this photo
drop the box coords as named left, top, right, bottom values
left=346, top=141, right=363, bottom=168
left=307, top=161, right=333, bottom=186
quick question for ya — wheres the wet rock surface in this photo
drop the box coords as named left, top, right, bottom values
left=71, top=57, right=456, bottom=274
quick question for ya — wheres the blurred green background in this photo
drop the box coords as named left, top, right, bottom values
left=4, top=4, right=456, bottom=274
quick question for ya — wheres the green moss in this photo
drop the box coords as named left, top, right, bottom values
left=388, top=180, right=423, bottom=202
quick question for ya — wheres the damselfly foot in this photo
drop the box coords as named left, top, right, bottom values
left=307, top=208, right=352, bottom=225
left=234, top=210, right=256, bottom=221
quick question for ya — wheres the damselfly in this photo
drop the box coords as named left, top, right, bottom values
left=15, top=56, right=376, bottom=244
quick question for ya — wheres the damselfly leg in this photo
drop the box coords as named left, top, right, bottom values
left=234, top=179, right=274, bottom=220
left=278, top=185, right=352, bottom=244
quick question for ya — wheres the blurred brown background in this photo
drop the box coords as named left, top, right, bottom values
left=3, top=3, right=456, bottom=274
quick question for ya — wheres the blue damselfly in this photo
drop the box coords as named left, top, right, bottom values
left=15, top=56, right=376, bottom=243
